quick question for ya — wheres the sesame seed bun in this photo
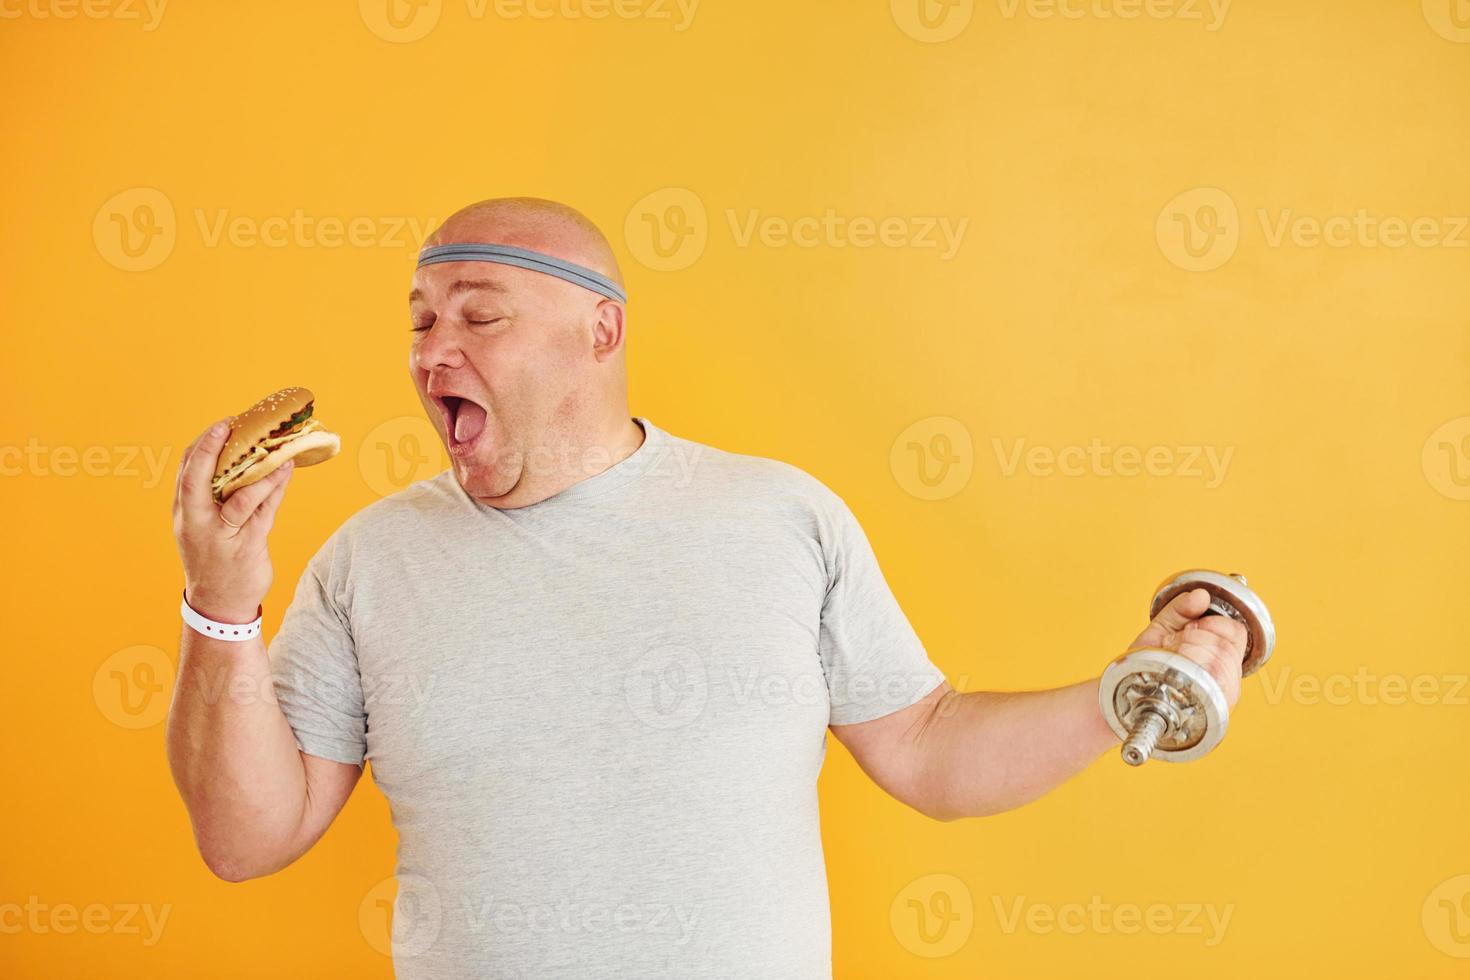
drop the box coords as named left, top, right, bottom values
left=212, top=386, right=340, bottom=503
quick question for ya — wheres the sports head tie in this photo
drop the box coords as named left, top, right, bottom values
left=417, top=243, right=627, bottom=303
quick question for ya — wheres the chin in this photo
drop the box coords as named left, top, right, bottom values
left=451, top=456, right=517, bottom=501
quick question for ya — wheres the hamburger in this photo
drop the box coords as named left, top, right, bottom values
left=212, top=386, right=341, bottom=503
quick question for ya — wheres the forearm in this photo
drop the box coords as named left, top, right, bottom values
left=165, top=621, right=312, bottom=880
left=908, top=679, right=1117, bottom=820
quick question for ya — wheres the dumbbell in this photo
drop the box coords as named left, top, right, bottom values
left=1099, top=570, right=1275, bottom=766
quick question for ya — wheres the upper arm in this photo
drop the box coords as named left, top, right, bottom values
left=270, top=543, right=368, bottom=767
left=830, top=680, right=954, bottom=817
left=811, top=483, right=946, bottom=726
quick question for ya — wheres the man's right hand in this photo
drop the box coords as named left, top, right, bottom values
left=172, top=418, right=295, bottom=623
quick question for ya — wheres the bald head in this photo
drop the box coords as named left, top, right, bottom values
left=425, top=197, right=625, bottom=297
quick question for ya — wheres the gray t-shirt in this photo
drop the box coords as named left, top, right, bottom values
left=269, top=416, right=946, bottom=979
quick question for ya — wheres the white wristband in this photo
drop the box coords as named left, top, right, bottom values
left=180, top=590, right=263, bottom=641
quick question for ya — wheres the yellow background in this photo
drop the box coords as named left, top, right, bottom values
left=2, top=0, right=1468, bottom=976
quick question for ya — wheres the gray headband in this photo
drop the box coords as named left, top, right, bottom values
left=417, top=243, right=627, bottom=303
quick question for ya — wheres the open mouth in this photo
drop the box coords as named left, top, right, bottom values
left=437, top=394, right=489, bottom=455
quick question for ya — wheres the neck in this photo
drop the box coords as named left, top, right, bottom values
left=472, top=414, right=645, bottom=509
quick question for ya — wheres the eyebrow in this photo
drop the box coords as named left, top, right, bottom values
left=408, top=279, right=511, bottom=303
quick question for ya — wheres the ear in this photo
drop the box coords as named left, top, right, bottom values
left=590, top=300, right=627, bottom=362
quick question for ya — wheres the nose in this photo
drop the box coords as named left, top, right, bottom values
left=412, top=320, right=466, bottom=373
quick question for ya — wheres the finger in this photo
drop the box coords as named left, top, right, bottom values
left=1150, top=587, right=1211, bottom=633
left=1174, top=630, right=1244, bottom=689
left=1171, top=625, right=1233, bottom=659
left=180, top=418, right=235, bottom=522
left=249, top=466, right=292, bottom=538
left=1186, top=614, right=1248, bottom=649
left=219, top=461, right=294, bottom=530
left=174, top=420, right=225, bottom=508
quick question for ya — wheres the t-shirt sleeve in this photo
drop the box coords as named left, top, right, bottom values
left=268, top=537, right=367, bottom=766
left=814, top=486, right=947, bottom=726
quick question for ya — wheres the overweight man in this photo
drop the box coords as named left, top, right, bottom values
left=167, top=197, right=1247, bottom=979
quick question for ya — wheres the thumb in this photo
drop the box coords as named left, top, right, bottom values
left=1151, top=587, right=1211, bottom=633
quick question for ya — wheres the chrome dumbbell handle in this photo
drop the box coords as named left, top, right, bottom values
left=1121, top=711, right=1168, bottom=767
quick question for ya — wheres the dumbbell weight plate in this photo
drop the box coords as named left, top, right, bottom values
left=1149, top=570, right=1276, bottom=677
left=1099, top=650, right=1229, bottom=763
